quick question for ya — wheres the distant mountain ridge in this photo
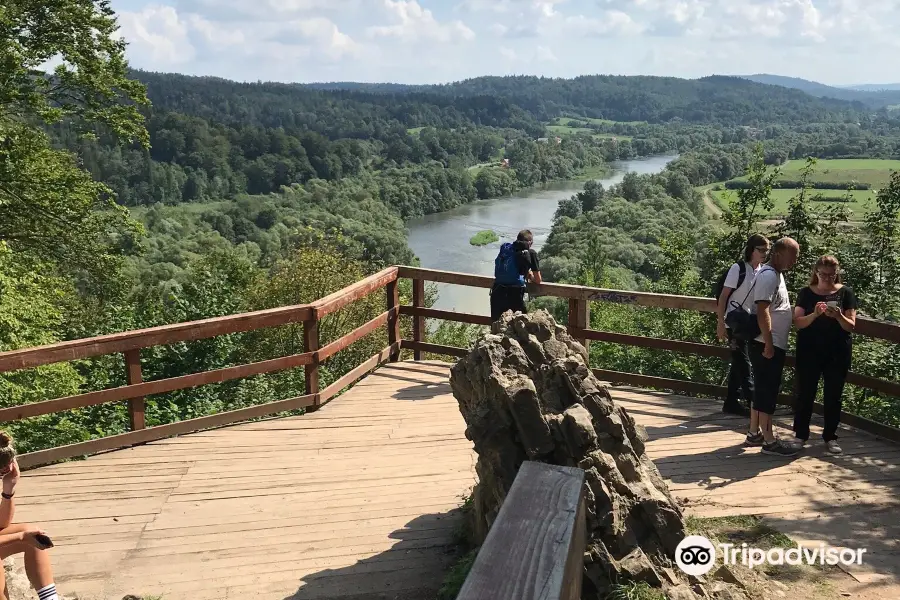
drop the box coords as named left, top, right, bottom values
left=741, top=74, right=900, bottom=108
left=841, top=83, right=900, bottom=92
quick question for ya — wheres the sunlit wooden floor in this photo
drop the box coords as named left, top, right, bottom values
left=12, top=361, right=900, bottom=599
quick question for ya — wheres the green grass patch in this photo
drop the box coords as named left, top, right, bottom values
left=686, top=515, right=794, bottom=549
left=731, top=158, right=900, bottom=188
left=605, top=581, right=666, bottom=600
left=469, top=230, right=499, bottom=246
left=574, top=164, right=611, bottom=180
left=712, top=188, right=873, bottom=219
left=438, top=549, right=478, bottom=600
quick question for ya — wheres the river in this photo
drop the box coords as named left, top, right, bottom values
left=406, top=153, right=676, bottom=316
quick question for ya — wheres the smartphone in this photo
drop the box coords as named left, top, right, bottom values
left=34, top=533, right=54, bottom=548
left=826, top=300, right=839, bottom=309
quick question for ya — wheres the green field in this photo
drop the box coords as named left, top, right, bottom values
left=731, top=158, right=900, bottom=189
left=550, top=116, right=647, bottom=126
left=711, top=188, right=874, bottom=220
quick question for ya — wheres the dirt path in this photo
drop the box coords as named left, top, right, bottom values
left=703, top=188, right=723, bottom=217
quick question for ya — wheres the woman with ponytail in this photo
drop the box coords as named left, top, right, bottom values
left=0, top=432, right=61, bottom=600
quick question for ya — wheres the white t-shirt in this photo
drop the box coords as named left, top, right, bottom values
left=753, top=266, right=792, bottom=351
left=723, top=261, right=761, bottom=318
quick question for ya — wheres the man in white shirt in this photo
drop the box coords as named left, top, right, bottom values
left=746, top=237, right=800, bottom=457
left=717, top=234, right=771, bottom=417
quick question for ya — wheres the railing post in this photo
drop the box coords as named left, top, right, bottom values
left=124, top=349, right=145, bottom=431
left=412, top=278, right=425, bottom=361
left=568, top=298, right=590, bottom=357
left=303, top=318, right=320, bottom=400
left=387, top=278, right=400, bottom=362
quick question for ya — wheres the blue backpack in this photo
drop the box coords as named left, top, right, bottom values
left=494, top=243, right=525, bottom=286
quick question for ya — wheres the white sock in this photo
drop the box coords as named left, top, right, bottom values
left=38, top=583, right=59, bottom=600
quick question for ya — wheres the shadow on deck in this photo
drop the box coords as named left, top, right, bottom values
left=14, top=361, right=900, bottom=599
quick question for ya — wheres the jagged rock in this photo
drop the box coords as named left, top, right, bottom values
left=710, top=582, right=751, bottom=600
left=449, top=310, right=694, bottom=598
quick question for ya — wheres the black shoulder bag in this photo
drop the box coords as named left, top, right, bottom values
left=725, top=267, right=772, bottom=341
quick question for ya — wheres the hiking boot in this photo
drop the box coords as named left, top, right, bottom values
left=825, top=440, right=843, bottom=455
left=761, top=439, right=799, bottom=457
left=744, top=432, right=764, bottom=446
left=723, top=404, right=751, bottom=417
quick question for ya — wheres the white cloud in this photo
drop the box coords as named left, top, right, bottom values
left=536, top=45, right=557, bottom=61
left=118, top=5, right=195, bottom=65
left=566, top=11, right=646, bottom=36
left=368, top=0, right=475, bottom=43
left=499, top=46, right=517, bottom=60
left=110, top=0, right=900, bottom=85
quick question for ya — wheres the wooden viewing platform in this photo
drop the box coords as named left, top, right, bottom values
left=11, top=361, right=900, bottom=599
left=2, top=266, right=898, bottom=599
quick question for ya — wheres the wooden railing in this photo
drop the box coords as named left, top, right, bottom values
left=456, top=461, right=586, bottom=600
left=1, top=266, right=899, bottom=469
left=396, top=266, right=900, bottom=443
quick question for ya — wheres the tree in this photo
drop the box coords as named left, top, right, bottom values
left=0, top=0, right=149, bottom=278
left=713, top=144, right=777, bottom=262
left=0, top=0, right=148, bottom=142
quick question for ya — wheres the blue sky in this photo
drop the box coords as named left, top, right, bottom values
left=110, top=0, right=900, bottom=85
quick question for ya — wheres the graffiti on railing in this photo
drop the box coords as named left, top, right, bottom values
left=588, top=291, right=639, bottom=304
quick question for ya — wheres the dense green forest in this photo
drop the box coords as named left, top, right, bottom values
left=1, top=1, right=898, bottom=454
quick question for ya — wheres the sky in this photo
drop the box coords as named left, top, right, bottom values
left=110, top=0, right=900, bottom=86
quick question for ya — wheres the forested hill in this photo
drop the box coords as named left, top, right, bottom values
left=134, top=71, right=864, bottom=129
left=742, top=74, right=900, bottom=108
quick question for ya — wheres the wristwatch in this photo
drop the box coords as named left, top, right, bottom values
left=1, top=491, right=14, bottom=499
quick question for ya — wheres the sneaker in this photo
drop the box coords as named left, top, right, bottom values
left=744, top=432, right=765, bottom=446
left=761, top=439, right=800, bottom=457
left=825, top=440, right=843, bottom=455
left=723, top=404, right=751, bottom=417
left=787, top=437, right=807, bottom=449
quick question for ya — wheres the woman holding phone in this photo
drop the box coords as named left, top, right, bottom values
left=791, top=256, right=858, bottom=454
left=0, top=432, right=61, bottom=600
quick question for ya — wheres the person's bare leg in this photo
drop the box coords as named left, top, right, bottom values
left=0, top=566, right=8, bottom=600
left=759, top=413, right=775, bottom=443
left=749, top=409, right=760, bottom=434
left=0, top=524, right=55, bottom=591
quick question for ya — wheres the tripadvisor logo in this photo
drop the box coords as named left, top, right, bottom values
left=675, top=535, right=867, bottom=575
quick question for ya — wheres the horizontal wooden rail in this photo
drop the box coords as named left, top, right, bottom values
left=0, top=304, right=314, bottom=372
left=397, top=266, right=900, bottom=343
left=399, top=305, right=493, bottom=326
left=399, top=304, right=899, bottom=399
left=17, top=343, right=398, bottom=469
left=0, top=350, right=315, bottom=423
left=456, top=461, right=586, bottom=600
left=580, top=329, right=731, bottom=359
left=311, top=267, right=398, bottom=319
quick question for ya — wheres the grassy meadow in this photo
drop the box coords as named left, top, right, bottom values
left=709, top=158, right=900, bottom=221
left=730, top=158, right=900, bottom=189
left=711, top=188, right=875, bottom=220
left=545, top=116, right=636, bottom=140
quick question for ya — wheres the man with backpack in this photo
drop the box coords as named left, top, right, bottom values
left=715, top=234, right=770, bottom=417
left=490, top=229, right=542, bottom=321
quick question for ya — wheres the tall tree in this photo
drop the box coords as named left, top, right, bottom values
left=0, top=0, right=149, bottom=279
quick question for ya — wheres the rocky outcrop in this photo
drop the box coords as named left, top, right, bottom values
left=2, top=558, right=77, bottom=600
left=449, top=310, right=693, bottom=598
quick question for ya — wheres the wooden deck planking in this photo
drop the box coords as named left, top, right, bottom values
left=12, top=360, right=900, bottom=598
left=14, top=361, right=476, bottom=600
